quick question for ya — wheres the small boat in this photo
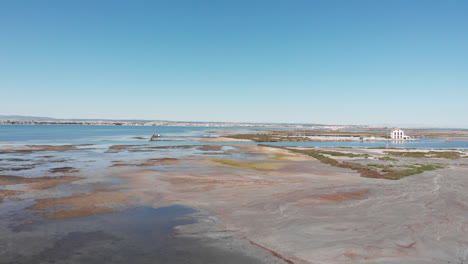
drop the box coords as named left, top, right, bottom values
left=149, top=134, right=161, bottom=141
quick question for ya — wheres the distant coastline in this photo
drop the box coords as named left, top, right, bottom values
left=0, top=118, right=330, bottom=128
left=1, top=116, right=466, bottom=130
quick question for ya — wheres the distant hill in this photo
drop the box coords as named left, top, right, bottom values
left=0, top=115, right=56, bottom=121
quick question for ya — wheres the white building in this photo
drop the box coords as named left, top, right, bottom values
left=391, top=128, right=410, bottom=140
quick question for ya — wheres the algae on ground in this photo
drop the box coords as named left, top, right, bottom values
left=378, top=157, right=398, bottom=161
left=384, top=151, right=463, bottom=159
left=267, top=146, right=445, bottom=180
left=268, top=154, right=289, bottom=160
left=211, top=158, right=283, bottom=170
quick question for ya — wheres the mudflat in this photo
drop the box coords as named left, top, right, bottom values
left=1, top=142, right=467, bottom=264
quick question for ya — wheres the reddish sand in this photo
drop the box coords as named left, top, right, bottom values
left=27, top=191, right=135, bottom=219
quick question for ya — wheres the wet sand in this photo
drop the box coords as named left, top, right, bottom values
left=0, top=175, right=82, bottom=198
left=5, top=206, right=280, bottom=264
left=0, top=143, right=467, bottom=263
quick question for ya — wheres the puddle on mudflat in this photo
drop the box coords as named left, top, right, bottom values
left=108, top=178, right=122, bottom=184
left=1, top=205, right=270, bottom=264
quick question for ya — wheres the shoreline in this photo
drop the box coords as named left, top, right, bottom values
left=2, top=139, right=468, bottom=151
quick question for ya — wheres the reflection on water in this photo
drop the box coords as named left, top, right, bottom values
left=6, top=206, right=193, bottom=263
left=2, top=205, right=267, bottom=264
left=0, top=125, right=274, bottom=144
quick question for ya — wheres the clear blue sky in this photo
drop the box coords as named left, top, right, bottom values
left=1, top=0, right=467, bottom=127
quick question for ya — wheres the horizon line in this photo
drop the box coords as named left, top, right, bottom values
left=1, top=115, right=467, bottom=130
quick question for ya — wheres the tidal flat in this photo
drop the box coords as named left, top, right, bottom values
left=1, top=137, right=468, bottom=263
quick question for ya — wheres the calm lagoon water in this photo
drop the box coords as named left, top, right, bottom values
left=1, top=124, right=467, bottom=149
left=0, top=124, right=219, bottom=143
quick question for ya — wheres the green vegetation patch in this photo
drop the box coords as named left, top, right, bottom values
left=287, top=149, right=367, bottom=160
left=367, top=164, right=395, bottom=169
left=271, top=146, right=445, bottom=180
left=287, top=149, right=339, bottom=166
left=385, top=165, right=445, bottom=180
left=211, top=158, right=283, bottom=170
left=378, top=157, right=398, bottom=161
left=384, top=151, right=427, bottom=158
left=384, top=151, right=462, bottom=159
left=227, top=133, right=309, bottom=142
left=320, top=151, right=369, bottom=158
left=366, top=163, right=443, bottom=179
left=268, top=154, right=289, bottom=160
left=428, top=151, right=462, bottom=159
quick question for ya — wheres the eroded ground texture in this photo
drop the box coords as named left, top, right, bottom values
left=0, top=143, right=467, bottom=264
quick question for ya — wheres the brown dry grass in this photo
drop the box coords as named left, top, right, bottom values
left=316, top=190, right=369, bottom=202
left=28, top=145, right=73, bottom=151
left=0, top=145, right=83, bottom=154
left=211, top=158, right=284, bottom=170
left=27, top=191, right=133, bottom=219
left=111, top=158, right=179, bottom=167
left=0, top=175, right=82, bottom=191
left=108, top=145, right=138, bottom=150
left=197, top=145, right=224, bottom=151
left=49, top=167, right=79, bottom=173
left=384, top=151, right=463, bottom=159
left=227, top=133, right=310, bottom=142
left=0, top=190, right=21, bottom=201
